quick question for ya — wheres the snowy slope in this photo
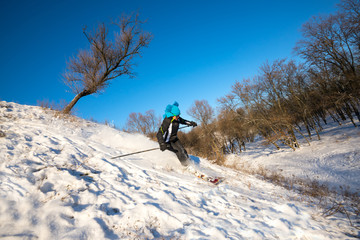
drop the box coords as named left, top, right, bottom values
left=0, top=101, right=359, bottom=239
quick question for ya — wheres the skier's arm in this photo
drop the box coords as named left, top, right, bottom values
left=179, top=117, right=197, bottom=127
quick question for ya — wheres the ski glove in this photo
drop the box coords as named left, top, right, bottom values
left=160, top=143, right=167, bottom=151
left=189, top=121, right=197, bottom=127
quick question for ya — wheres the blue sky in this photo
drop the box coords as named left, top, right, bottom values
left=1, top=0, right=340, bottom=128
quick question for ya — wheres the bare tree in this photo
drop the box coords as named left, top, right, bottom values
left=124, top=110, right=161, bottom=138
left=294, top=1, right=359, bottom=79
left=338, top=0, right=360, bottom=53
left=62, top=13, right=152, bottom=114
left=186, top=100, right=226, bottom=163
left=295, top=0, right=360, bottom=124
left=187, top=100, right=215, bottom=126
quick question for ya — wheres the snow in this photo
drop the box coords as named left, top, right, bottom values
left=0, top=101, right=359, bottom=239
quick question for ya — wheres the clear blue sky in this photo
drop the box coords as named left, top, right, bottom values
left=1, top=0, right=340, bottom=128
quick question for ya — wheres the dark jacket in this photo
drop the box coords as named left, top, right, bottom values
left=157, top=117, right=190, bottom=144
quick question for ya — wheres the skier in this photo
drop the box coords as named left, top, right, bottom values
left=157, top=101, right=197, bottom=166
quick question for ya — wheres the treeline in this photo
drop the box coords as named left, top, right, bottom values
left=124, top=0, right=360, bottom=163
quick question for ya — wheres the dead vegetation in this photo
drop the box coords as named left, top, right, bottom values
left=227, top=160, right=360, bottom=230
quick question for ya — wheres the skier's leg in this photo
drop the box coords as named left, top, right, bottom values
left=169, top=140, right=190, bottom=166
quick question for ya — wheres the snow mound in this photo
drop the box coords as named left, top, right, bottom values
left=0, top=101, right=358, bottom=239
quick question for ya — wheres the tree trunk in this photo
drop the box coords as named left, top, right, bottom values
left=349, top=99, right=360, bottom=122
left=344, top=102, right=357, bottom=127
left=62, top=90, right=89, bottom=114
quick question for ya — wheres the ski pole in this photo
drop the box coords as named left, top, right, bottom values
left=179, top=125, right=192, bottom=130
left=111, top=125, right=193, bottom=159
left=111, top=147, right=159, bottom=159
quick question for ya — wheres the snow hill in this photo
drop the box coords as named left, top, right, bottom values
left=0, top=101, right=359, bottom=239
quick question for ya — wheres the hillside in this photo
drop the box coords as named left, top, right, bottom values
left=0, top=101, right=359, bottom=239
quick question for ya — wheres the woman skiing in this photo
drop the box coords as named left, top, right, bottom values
left=156, top=101, right=197, bottom=166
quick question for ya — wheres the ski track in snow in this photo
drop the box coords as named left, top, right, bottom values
left=0, top=101, right=359, bottom=239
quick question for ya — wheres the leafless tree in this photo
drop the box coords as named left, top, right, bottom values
left=338, top=0, right=360, bottom=54
left=123, top=110, right=161, bottom=138
left=295, top=0, right=360, bottom=124
left=187, top=100, right=215, bottom=126
left=62, top=13, right=152, bottom=114
left=186, top=100, right=226, bottom=163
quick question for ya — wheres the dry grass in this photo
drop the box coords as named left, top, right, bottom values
left=37, top=99, right=67, bottom=111
left=37, top=100, right=80, bottom=123
left=226, top=160, right=360, bottom=230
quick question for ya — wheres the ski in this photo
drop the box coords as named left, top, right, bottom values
left=197, top=174, right=225, bottom=185
left=186, top=166, right=225, bottom=185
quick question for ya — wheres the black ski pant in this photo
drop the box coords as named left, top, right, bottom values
left=166, top=139, right=190, bottom=166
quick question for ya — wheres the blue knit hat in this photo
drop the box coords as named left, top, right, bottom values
left=163, top=101, right=181, bottom=118
left=171, top=105, right=180, bottom=116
